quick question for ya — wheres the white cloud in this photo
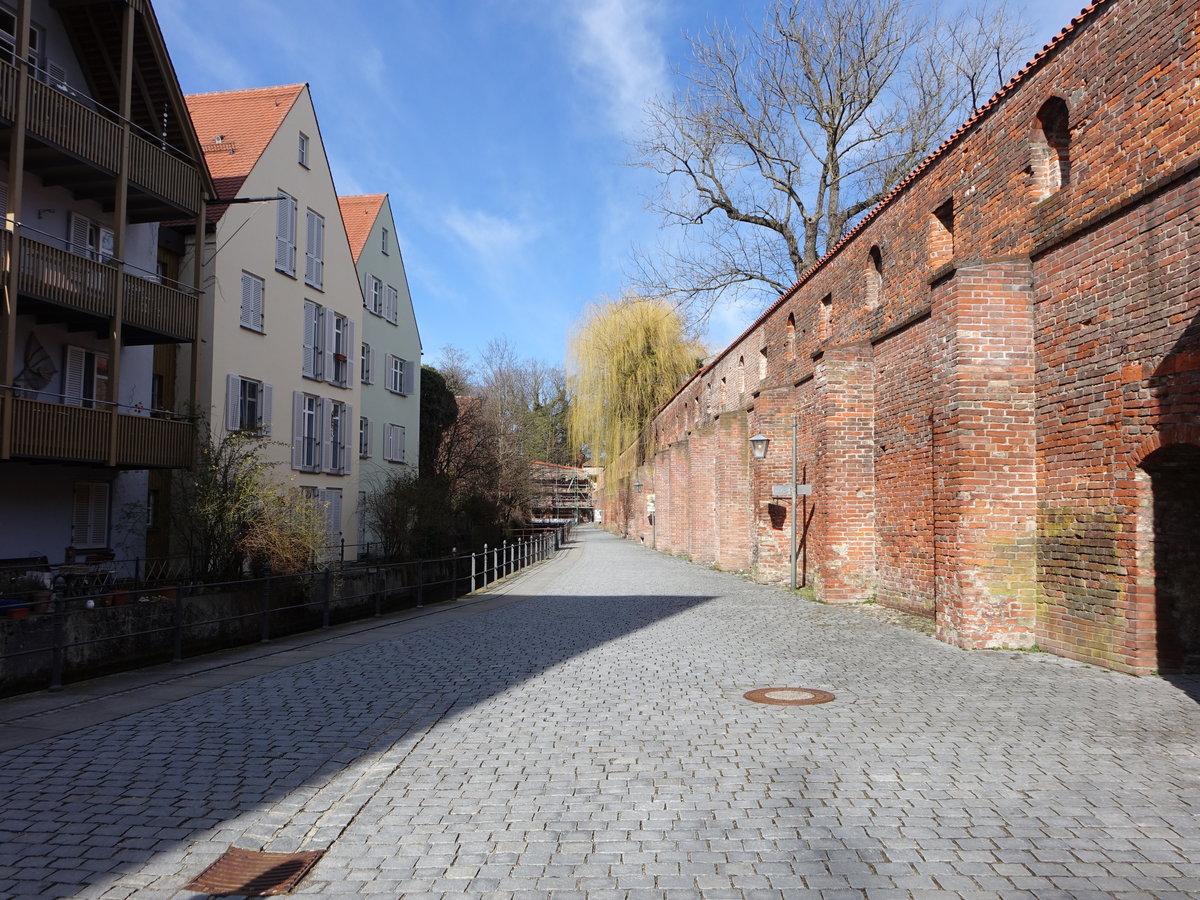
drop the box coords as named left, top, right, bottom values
left=569, top=0, right=669, bottom=136
left=443, top=208, right=539, bottom=270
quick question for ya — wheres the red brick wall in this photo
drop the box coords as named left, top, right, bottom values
left=605, top=0, right=1200, bottom=672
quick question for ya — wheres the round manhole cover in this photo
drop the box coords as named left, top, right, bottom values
left=744, top=687, right=835, bottom=706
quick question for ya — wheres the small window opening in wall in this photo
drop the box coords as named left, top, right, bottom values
left=758, top=347, right=768, bottom=382
left=1032, top=96, right=1070, bottom=200
left=786, top=313, right=796, bottom=355
left=819, top=293, right=833, bottom=340
left=737, top=355, right=745, bottom=393
left=865, top=246, right=883, bottom=309
left=929, top=199, right=954, bottom=268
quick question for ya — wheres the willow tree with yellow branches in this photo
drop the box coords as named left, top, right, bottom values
left=567, top=295, right=706, bottom=471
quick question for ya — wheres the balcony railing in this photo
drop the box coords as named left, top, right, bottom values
left=17, top=234, right=197, bottom=342
left=0, top=59, right=203, bottom=216
left=6, top=395, right=194, bottom=468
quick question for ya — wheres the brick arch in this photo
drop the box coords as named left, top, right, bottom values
left=1128, top=425, right=1200, bottom=470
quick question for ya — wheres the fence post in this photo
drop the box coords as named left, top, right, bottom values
left=483, top=544, right=489, bottom=586
left=451, top=547, right=458, bottom=599
left=322, top=568, right=333, bottom=629
left=49, top=593, right=66, bottom=692
left=416, top=560, right=424, bottom=607
left=470, top=550, right=477, bottom=593
left=260, top=563, right=272, bottom=643
left=493, top=544, right=498, bottom=582
left=172, top=584, right=185, bottom=663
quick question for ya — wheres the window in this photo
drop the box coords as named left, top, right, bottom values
left=298, top=132, right=309, bottom=167
left=365, top=275, right=383, bottom=315
left=0, top=10, right=45, bottom=73
left=865, top=245, right=882, bottom=309
left=327, top=400, right=351, bottom=475
left=820, top=293, right=833, bottom=340
left=786, top=313, right=796, bottom=356
left=275, top=190, right=296, bottom=276
left=360, top=343, right=374, bottom=384
left=293, top=392, right=321, bottom=471
left=71, top=482, right=109, bottom=549
left=386, top=354, right=414, bottom=395
left=68, top=212, right=113, bottom=262
left=381, top=227, right=389, bottom=255
left=225, top=375, right=272, bottom=433
left=319, top=487, right=342, bottom=543
left=359, top=416, right=371, bottom=458
left=384, top=424, right=406, bottom=463
left=240, top=272, right=264, bottom=332
left=1032, top=96, right=1070, bottom=200
left=929, top=200, right=955, bottom=268
left=63, top=346, right=109, bottom=408
left=303, top=300, right=322, bottom=379
left=326, top=311, right=353, bottom=387
left=305, top=209, right=324, bottom=289
left=384, top=284, right=398, bottom=323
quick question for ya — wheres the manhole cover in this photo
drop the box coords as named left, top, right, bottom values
left=185, top=847, right=325, bottom=896
left=744, top=687, right=835, bottom=706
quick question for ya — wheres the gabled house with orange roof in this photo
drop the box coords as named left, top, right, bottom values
left=338, top=193, right=421, bottom=547
left=0, top=0, right=212, bottom=569
left=180, top=83, right=362, bottom=548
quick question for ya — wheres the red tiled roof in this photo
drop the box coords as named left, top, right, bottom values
left=338, top=194, right=387, bottom=263
left=185, top=84, right=306, bottom=222
left=683, top=1, right=1110, bottom=393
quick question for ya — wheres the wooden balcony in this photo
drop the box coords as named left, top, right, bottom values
left=16, top=234, right=198, bottom=343
left=0, top=59, right=204, bottom=219
left=4, top=395, right=195, bottom=468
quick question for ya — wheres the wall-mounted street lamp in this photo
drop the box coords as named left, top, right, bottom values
left=749, top=434, right=770, bottom=460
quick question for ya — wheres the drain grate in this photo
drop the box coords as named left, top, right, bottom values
left=744, top=687, right=835, bottom=706
left=185, top=847, right=325, bottom=896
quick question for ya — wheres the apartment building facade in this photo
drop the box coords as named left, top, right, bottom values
left=0, top=0, right=210, bottom=563
left=338, top=193, right=421, bottom=547
left=182, top=84, right=362, bottom=546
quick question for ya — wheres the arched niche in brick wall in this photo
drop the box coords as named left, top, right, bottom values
left=1032, top=96, right=1071, bottom=200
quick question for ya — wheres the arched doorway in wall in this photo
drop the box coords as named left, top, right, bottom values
left=1141, top=443, right=1200, bottom=672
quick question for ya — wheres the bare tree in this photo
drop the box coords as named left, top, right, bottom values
left=632, top=0, right=1032, bottom=323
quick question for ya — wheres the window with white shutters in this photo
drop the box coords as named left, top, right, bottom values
left=385, top=354, right=411, bottom=395
left=275, top=191, right=296, bottom=275
left=365, top=275, right=383, bottom=316
left=326, top=312, right=353, bottom=387
left=240, top=272, right=264, bottom=332
left=225, top=374, right=272, bottom=433
left=325, top=400, right=351, bottom=475
left=360, top=343, right=373, bottom=384
left=303, top=301, right=322, bottom=379
left=384, top=424, right=406, bottom=463
left=63, top=346, right=109, bottom=408
left=384, top=284, right=398, bottom=323
left=305, top=209, right=324, bottom=289
left=293, top=391, right=322, bottom=471
left=359, top=416, right=371, bottom=458
left=71, top=482, right=109, bottom=548
left=68, top=212, right=113, bottom=262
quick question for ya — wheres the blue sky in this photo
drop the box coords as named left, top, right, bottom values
left=157, top=0, right=1088, bottom=370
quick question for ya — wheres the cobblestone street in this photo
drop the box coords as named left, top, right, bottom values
left=1, top=526, right=1198, bottom=899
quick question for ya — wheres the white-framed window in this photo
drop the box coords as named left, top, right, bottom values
left=63, top=346, right=109, bottom=408
left=68, top=212, right=113, bottom=263
left=298, top=132, right=309, bottom=167
left=292, top=392, right=321, bottom=472
left=225, top=374, right=272, bottom=434
left=326, top=310, right=353, bottom=388
left=71, top=481, right=109, bottom=548
left=319, top=487, right=342, bottom=543
left=359, top=416, right=371, bottom=458
left=305, top=208, right=324, bottom=289
left=385, top=354, right=414, bottom=395
left=0, top=9, right=44, bottom=72
left=360, top=342, right=374, bottom=384
left=326, top=399, right=351, bottom=475
left=381, top=227, right=389, bottom=255
left=275, top=190, right=297, bottom=276
left=303, top=300, right=322, bottom=379
left=384, top=424, right=406, bottom=463
left=384, top=284, right=398, bottom=323
left=240, top=271, right=264, bottom=332
left=365, top=274, right=383, bottom=316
